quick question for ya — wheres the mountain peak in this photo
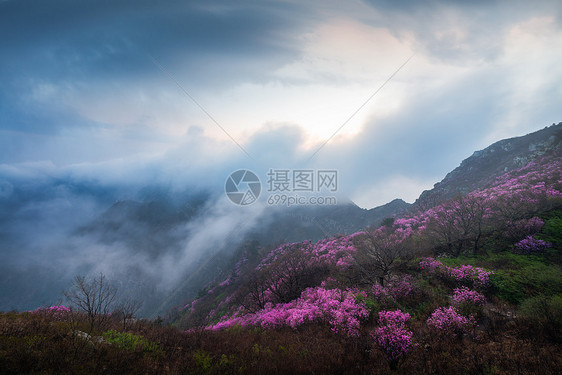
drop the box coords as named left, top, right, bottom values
left=416, top=122, right=562, bottom=207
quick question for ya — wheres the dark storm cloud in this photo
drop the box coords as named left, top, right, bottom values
left=0, top=0, right=303, bottom=76
left=0, top=0, right=306, bottom=134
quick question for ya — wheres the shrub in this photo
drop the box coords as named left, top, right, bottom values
left=513, top=236, right=552, bottom=254
left=452, top=287, right=486, bottom=306
left=30, top=305, right=71, bottom=321
left=371, top=310, right=414, bottom=362
left=419, top=258, right=493, bottom=289
left=209, top=287, right=369, bottom=337
left=452, top=287, right=486, bottom=316
left=519, top=295, right=562, bottom=343
left=102, top=330, right=160, bottom=353
left=426, top=306, right=476, bottom=337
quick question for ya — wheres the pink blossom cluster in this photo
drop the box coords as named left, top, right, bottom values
left=546, top=188, right=562, bottom=198
left=448, top=264, right=490, bottom=288
left=372, top=275, right=417, bottom=302
left=419, top=258, right=492, bottom=289
left=426, top=306, right=475, bottom=336
left=371, top=310, right=414, bottom=360
left=372, top=284, right=390, bottom=300
left=31, top=305, right=71, bottom=320
left=480, top=156, right=562, bottom=209
left=377, top=309, right=411, bottom=326
left=514, top=236, right=552, bottom=254
left=208, top=287, right=368, bottom=337
left=257, top=236, right=357, bottom=271
left=235, top=255, right=248, bottom=274
left=452, top=287, right=486, bottom=306
left=419, top=257, right=444, bottom=273
left=185, top=298, right=199, bottom=311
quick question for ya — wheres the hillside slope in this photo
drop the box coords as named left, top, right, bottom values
left=179, top=125, right=562, bottom=327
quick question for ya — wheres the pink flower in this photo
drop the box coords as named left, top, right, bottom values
left=207, top=287, right=368, bottom=337
left=371, top=310, right=413, bottom=360
left=452, top=287, right=486, bottom=306
left=514, top=236, right=552, bottom=254
left=427, top=306, right=475, bottom=336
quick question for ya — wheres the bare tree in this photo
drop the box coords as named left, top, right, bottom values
left=64, top=273, right=117, bottom=332
left=427, top=194, right=490, bottom=256
left=238, top=273, right=271, bottom=313
left=112, top=297, right=142, bottom=330
left=352, top=228, right=411, bottom=286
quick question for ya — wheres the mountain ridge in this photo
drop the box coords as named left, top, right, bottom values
left=416, top=122, right=562, bottom=208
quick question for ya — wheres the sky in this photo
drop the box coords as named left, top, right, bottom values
left=1, top=0, right=562, bottom=208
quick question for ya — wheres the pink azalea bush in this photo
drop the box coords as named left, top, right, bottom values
left=377, top=309, right=411, bottom=327
left=451, top=287, right=486, bottom=316
left=514, top=236, right=552, bottom=254
left=419, top=257, right=444, bottom=273
left=386, top=276, right=417, bottom=299
left=371, top=275, right=419, bottom=307
left=30, top=305, right=71, bottom=320
left=419, top=257, right=492, bottom=289
left=372, top=284, right=391, bottom=301
left=426, top=306, right=476, bottom=336
left=452, top=287, right=486, bottom=306
left=208, top=287, right=368, bottom=337
left=371, top=310, right=414, bottom=361
left=258, top=236, right=357, bottom=271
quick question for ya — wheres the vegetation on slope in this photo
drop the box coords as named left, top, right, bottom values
left=1, top=153, right=561, bottom=374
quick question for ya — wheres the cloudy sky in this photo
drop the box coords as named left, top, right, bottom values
left=1, top=0, right=561, bottom=207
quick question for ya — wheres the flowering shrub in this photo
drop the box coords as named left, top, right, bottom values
left=419, top=258, right=492, bottom=289
left=377, top=309, right=411, bottom=327
left=419, top=257, right=444, bottom=273
left=218, top=277, right=231, bottom=287
left=372, top=284, right=390, bottom=300
left=30, top=305, right=71, bottom=320
left=452, top=287, right=486, bottom=316
left=258, top=236, right=357, bottom=271
left=371, top=275, right=419, bottom=308
left=387, top=275, right=417, bottom=299
left=473, top=269, right=493, bottom=289
left=371, top=310, right=413, bottom=361
left=426, top=306, right=475, bottom=336
left=452, top=287, right=486, bottom=307
left=513, top=236, right=552, bottom=254
left=448, top=264, right=492, bottom=288
left=208, top=287, right=368, bottom=337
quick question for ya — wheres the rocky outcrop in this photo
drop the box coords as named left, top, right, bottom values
left=416, top=122, right=562, bottom=207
